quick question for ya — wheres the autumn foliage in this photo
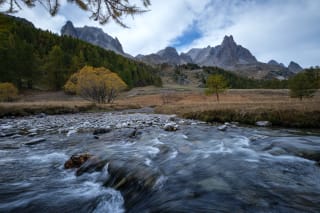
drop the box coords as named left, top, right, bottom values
left=0, top=82, right=18, bottom=102
left=64, top=66, right=127, bottom=103
left=205, top=74, right=228, bottom=102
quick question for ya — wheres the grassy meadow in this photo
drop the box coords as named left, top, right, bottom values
left=1, top=87, right=319, bottom=128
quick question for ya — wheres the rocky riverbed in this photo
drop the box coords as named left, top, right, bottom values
left=0, top=110, right=320, bottom=212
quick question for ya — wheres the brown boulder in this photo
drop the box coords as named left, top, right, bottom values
left=64, top=153, right=93, bottom=169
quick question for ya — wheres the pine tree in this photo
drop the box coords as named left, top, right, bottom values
left=44, top=45, right=65, bottom=90
left=289, top=72, right=317, bottom=100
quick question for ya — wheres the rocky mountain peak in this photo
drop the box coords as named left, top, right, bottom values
left=221, top=35, right=236, bottom=47
left=61, top=21, right=77, bottom=37
left=268, top=60, right=280, bottom=66
left=157, top=47, right=185, bottom=65
left=288, top=61, right=303, bottom=73
left=157, top=47, right=179, bottom=57
left=135, top=34, right=300, bottom=80
left=60, top=21, right=126, bottom=56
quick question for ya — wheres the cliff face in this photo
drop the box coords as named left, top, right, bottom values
left=61, top=21, right=126, bottom=56
left=288, top=61, right=303, bottom=73
left=186, top=35, right=257, bottom=68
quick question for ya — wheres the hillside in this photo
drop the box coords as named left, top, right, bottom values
left=0, top=14, right=162, bottom=90
left=157, top=64, right=289, bottom=90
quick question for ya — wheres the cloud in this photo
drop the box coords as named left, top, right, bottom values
left=15, top=2, right=67, bottom=34
left=178, top=0, right=320, bottom=67
left=12, top=0, right=320, bottom=67
left=108, top=0, right=210, bottom=55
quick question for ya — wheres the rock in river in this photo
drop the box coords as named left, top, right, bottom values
left=25, top=138, right=46, bottom=145
left=64, top=153, right=93, bottom=169
left=218, top=125, right=227, bottom=131
left=164, top=122, right=179, bottom=131
left=93, top=128, right=112, bottom=135
left=255, top=121, right=272, bottom=127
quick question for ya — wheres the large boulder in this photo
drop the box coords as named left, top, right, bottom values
left=64, top=153, right=93, bottom=169
left=163, top=122, right=179, bottom=131
left=255, top=121, right=272, bottom=127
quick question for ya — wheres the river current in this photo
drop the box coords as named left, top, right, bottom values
left=0, top=110, right=320, bottom=212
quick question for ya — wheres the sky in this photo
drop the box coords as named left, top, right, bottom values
left=7, top=0, right=320, bottom=67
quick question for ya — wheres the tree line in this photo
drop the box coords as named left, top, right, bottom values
left=0, top=14, right=162, bottom=90
left=202, top=66, right=289, bottom=89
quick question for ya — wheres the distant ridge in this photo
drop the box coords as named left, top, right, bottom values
left=136, top=35, right=303, bottom=79
left=59, top=21, right=304, bottom=80
left=61, top=21, right=131, bottom=57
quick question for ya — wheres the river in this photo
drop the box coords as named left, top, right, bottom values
left=0, top=110, right=320, bottom=212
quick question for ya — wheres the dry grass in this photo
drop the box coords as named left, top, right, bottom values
left=150, top=90, right=320, bottom=128
left=1, top=88, right=319, bottom=127
left=120, top=88, right=320, bottom=128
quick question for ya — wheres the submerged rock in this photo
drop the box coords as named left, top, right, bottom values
left=93, top=128, right=112, bottom=135
left=218, top=125, right=227, bottom=131
left=36, top=113, right=46, bottom=118
left=164, top=122, right=179, bottom=131
left=198, top=177, right=231, bottom=192
left=255, top=121, right=272, bottom=127
left=64, top=153, right=93, bottom=169
left=0, top=131, right=17, bottom=137
left=129, top=128, right=142, bottom=138
left=25, top=138, right=46, bottom=145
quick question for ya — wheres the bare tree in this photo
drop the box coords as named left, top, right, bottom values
left=1, top=0, right=151, bottom=27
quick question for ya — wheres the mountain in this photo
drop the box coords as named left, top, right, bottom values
left=187, top=35, right=258, bottom=68
left=136, top=46, right=192, bottom=65
left=61, top=21, right=129, bottom=57
left=288, top=61, right=303, bottom=73
left=137, top=35, right=303, bottom=79
left=268, top=60, right=285, bottom=68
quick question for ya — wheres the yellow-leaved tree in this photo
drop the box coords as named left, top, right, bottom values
left=64, top=66, right=127, bottom=103
left=205, top=74, right=228, bottom=102
left=0, top=82, right=18, bottom=102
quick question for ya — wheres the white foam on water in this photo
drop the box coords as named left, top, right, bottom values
left=0, top=124, right=13, bottom=129
left=261, top=153, right=315, bottom=163
left=26, top=152, right=68, bottom=163
left=153, top=175, right=168, bottom=190
left=168, top=150, right=178, bottom=160
left=146, top=146, right=160, bottom=157
left=41, top=179, right=125, bottom=213
left=244, top=158, right=260, bottom=163
left=67, top=129, right=77, bottom=137
left=0, top=157, right=16, bottom=163
left=213, top=142, right=233, bottom=153
left=182, top=134, right=188, bottom=139
left=151, top=138, right=164, bottom=145
left=93, top=189, right=124, bottom=213
left=232, top=136, right=250, bottom=147
left=145, top=158, right=152, bottom=166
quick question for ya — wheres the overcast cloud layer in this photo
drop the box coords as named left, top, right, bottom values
left=12, top=0, right=320, bottom=67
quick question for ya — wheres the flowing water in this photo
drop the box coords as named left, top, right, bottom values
left=0, top=111, right=320, bottom=212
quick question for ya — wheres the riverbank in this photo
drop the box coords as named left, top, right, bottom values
left=0, top=101, right=141, bottom=117
left=0, top=89, right=319, bottom=128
